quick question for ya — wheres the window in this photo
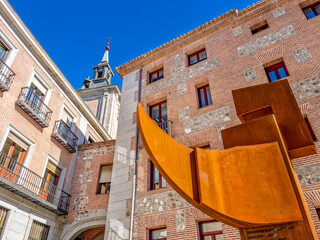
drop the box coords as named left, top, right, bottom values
left=199, top=221, right=223, bottom=240
left=97, top=165, right=112, bottom=194
left=28, top=221, right=50, bottom=240
left=97, top=71, right=103, bottom=78
left=0, top=41, right=9, bottom=61
left=61, top=107, right=75, bottom=128
left=88, top=136, right=95, bottom=143
left=150, top=228, right=167, bottom=240
left=302, top=1, right=320, bottom=19
left=39, top=161, right=61, bottom=203
left=200, top=145, right=211, bottom=150
left=316, top=208, right=320, bottom=220
left=304, top=115, right=317, bottom=141
left=188, top=49, right=207, bottom=66
left=150, top=161, right=166, bottom=190
left=251, top=21, right=269, bottom=34
left=0, top=206, right=8, bottom=236
left=149, top=68, right=164, bottom=84
left=197, top=85, right=212, bottom=108
left=0, top=132, right=29, bottom=183
left=150, top=101, right=168, bottom=132
left=264, top=61, right=289, bottom=82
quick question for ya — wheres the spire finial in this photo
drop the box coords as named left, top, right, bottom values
left=106, top=38, right=112, bottom=50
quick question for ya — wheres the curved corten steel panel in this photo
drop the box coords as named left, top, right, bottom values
left=137, top=103, right=302, bottom=229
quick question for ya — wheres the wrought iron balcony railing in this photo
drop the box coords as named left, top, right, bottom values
left=0, top=151, right=71, bottom=215
left=139, top=120, right=172, bottom=149
left=0, top=59, right=15, bottom=91
left=52, top=120, right=78, bottom=153
left=16, top=87, right=52, bottom=127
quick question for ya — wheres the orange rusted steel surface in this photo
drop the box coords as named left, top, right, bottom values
left=232, top=79, right=316, bottom=159
left=137, top=103, right=302, bottom=228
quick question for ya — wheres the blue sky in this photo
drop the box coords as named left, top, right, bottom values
left=10, top=0, right=257, bottom=90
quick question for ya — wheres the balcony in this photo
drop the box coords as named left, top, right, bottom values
left=16, top=87, right=52, bottom=127
left=0, top=59, right=16, bottom=91
left=0, top=151, right=71, bottom=215
left=139, top=120, right=172, bottom=149
left=52, top=120, right=78, bottom=153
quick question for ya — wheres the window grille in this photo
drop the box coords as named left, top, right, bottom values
left=0, top=206, right=8, bottom=235
left=28, top=221, right=50, bottom=240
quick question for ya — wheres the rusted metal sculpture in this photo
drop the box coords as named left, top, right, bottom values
left=137, top=79, right=318, bottom=240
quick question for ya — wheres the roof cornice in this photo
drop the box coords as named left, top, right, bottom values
left=116, top=0, right=291, bottom=78
left=0, top=0, right=112, bottom=140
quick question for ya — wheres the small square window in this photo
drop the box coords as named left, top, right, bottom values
left=150, top=228, right=167, bottom=240
left=251, top=21, right=269, bottom=34
left=150, top=161, right=166, bottom=190
left=302, top=1, right=320, bottom=19
left=199, top=221, right=223, bottom=240
left=264, top=61, right=289, bottom=82
left=197, top=85, right=212, bottom=108
left=149, top=68, right=164, bottom=84
left=188, top=49, right=207, bottom=66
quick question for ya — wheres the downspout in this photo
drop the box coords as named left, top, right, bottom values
left=129, top=68, right=142, bottom=240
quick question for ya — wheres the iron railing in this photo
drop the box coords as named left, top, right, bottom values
left=0, top=59, right=15, bottom=91
left=16, top=87, right=52, bottom=127
left=52, top=120, right=78, bottom=153
left=158, top=120, right=172, bottom=136
left=0, top=151, right=71, bottom=214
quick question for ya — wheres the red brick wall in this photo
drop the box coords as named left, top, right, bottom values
left=83, top=226, right=105, bottom=240
left=66, top=141, right=114, bottom=224
left=128, top=0, right=320, bottom=239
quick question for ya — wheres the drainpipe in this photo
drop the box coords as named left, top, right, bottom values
left=129, top=68, right=142, bottom=240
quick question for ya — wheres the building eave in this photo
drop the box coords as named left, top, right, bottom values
left=116, top=0, right=291, bottom=78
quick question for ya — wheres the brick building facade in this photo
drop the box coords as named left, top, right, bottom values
left=0, top=1, right=118, bottom=239
left=111, top=0, right=320, bottom=239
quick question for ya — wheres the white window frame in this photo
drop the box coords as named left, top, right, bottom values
left=26, top=68, right=52, bottom=105
left=0, top=124, right=35, bottom=169
left=40, top=154, right=66, bottom=192
left=58, top=104, right=77, bottom=132
left=0, top=28, right=18, bottom=68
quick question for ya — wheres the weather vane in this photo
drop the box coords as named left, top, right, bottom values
left=106, top=37, right=112, bottom=46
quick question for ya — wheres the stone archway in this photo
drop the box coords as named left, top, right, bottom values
left=61, top=217, right=106, bottom=240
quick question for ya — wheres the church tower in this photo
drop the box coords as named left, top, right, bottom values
left=77, top=42, right=121, bottom=140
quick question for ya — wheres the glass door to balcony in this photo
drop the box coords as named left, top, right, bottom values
left=0, top=133, right=28, bottom=183
left=150, top=101, right=168, bottom=133
left=39, top=161, right=61, bottom=204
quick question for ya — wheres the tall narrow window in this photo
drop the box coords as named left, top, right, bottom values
left=0, top=132, right=29, bottom=183
left=149, top=68, right=164, bottom=84
left=150, top=161, right=166, bottom=190
left=97, top=165, right=112, bottom=194
left=302, top=1, right=320, bottom=19
left=188, top=49, right=207, bottom=66
left=265, top=61, right=289, bottom=82
left=199, top=221, right=223, bottom=240
left=150, top=228, right=167, bottom=240
left=150, top=101, right=168, bottom=133
left=0, top=206, right=8, bottom=236
left=197, top=85, right=212, bottom=108
left=39, top=161, right=61, bottom=203
left=28, top=221, right=50, bottom=240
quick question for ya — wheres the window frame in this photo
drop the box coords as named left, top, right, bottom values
left=251, top=23, right=269, bottom=34
left=149, top=101, right=167, bottom=124
left=197, top=84, right=212, bottom=108
left=0, top=29, right=18, bottom=68
left=96, top=165, right=112, bottom=194
left=188, top=49, right=207, bottom=66
left=199, top=220, right=223, bottom=240
left=264, top=61, right=289, bottom=82
left=149, top=68, right=164, bottom=84
left=27, top=220, right=50, bottom=240
left=150, top=160, right=166, bottom=190
left=149, top=227, right=167, bottom=240
left=302, top=1, right=320, bottom=19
